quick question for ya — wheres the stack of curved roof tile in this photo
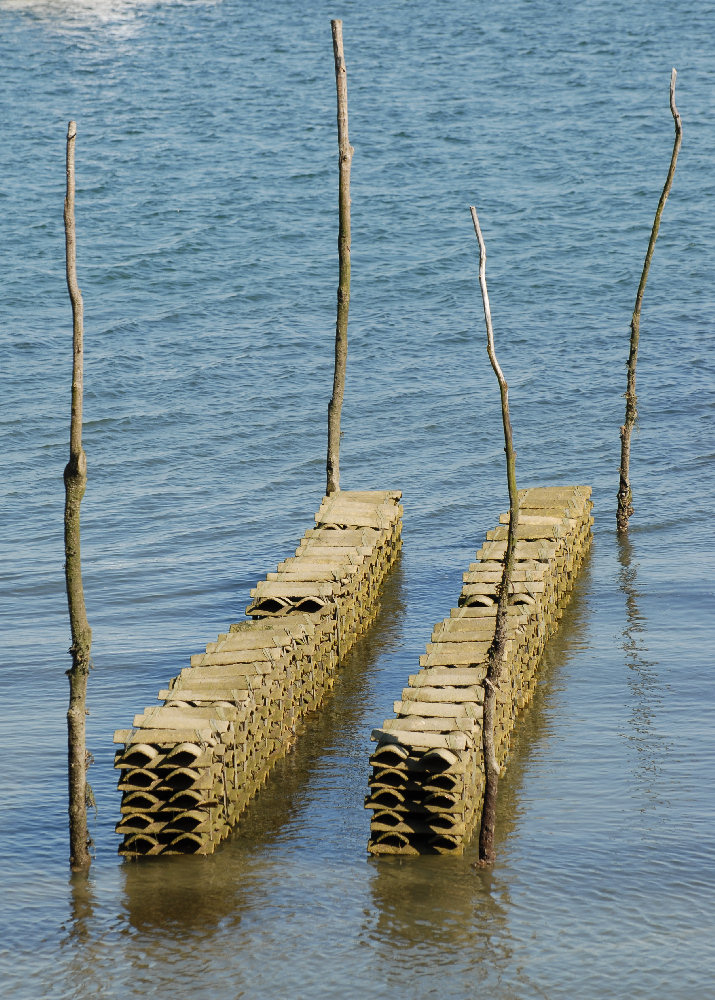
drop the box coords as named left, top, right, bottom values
left=114, top=490, right=402, bottom=857
left=367, top=485, right=592, bottom=856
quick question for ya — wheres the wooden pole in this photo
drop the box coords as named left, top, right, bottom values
left=470, top=206, right=519, bottom=865
left=326, top=19, right=353, bottom=496
left=617, top=69, right=682, bottom=532
left=63, top=120, right=93, bottom=872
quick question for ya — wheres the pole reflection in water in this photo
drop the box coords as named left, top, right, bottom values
left=57, top=875, right=107, bottom=999
left=617, top=534, right=670, bottom=813
left=67, top=873, right=95, bottom=944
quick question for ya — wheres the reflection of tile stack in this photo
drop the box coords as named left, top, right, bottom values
left=115, top=490, right=402, bottom=857
left=367, top=485, right=592, bottom=856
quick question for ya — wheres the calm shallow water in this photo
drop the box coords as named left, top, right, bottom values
left=1, top=0, right=714, bottom=997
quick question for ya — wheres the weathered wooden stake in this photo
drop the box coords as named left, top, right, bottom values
left=617, top=69, right=682, bottom=532
left=326, top=19, right=353, bottom=495
left=63, top=120, right=93, bottom=872
left=470, top=206, right=519, bottom=865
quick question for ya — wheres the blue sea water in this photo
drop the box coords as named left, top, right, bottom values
left=1, top=0, right=714, bottom=997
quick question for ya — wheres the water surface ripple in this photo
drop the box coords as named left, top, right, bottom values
left=1, top=1, right=714, bottom=997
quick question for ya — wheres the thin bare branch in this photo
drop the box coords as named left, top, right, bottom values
left=326, top=19, right=353, bottom=495
left=65, top=120, right=84, bottom=461
left=63, top=120, right=92, bottom=872
left=617, top=69, right=683, bottom=531
left=470, top=205, right=519, bottom=865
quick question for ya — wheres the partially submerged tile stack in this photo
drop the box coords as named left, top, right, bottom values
left=114, top=489, right=402, bottom=857
left=367, top=485, right=592, bottom=856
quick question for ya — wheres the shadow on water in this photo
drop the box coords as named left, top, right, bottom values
left=494, top=548, right=595, bottom=827
left=361, top=550, right=595, bottom=992
left=118, top=561, right=408, bottom=934
left=617, top=532, right=670, bottom=812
